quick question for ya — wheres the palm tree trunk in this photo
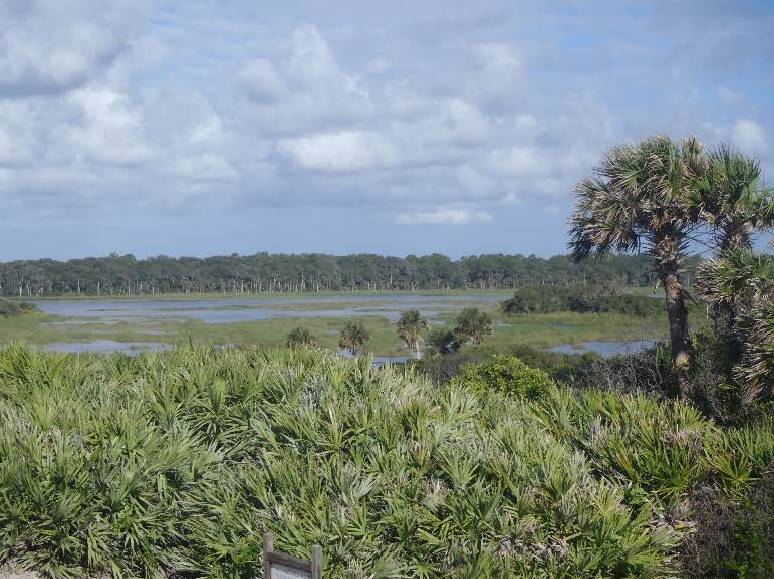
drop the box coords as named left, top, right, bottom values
left=661, top=268, right=691, bottom=395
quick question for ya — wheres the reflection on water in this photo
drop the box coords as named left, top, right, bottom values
left=548, top=340, right=657, bottom=358
left=42, top=341, right=411, bottom=367
left=33, top=294, right=503, bottom=324
left=44, top=340, right=165, bottom=355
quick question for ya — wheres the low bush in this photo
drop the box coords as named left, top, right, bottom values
left=564, top=344, right=674, bottom=396
left=0, top=299, right=37, bottom=318
left=450, top=354, right=554, bottom=400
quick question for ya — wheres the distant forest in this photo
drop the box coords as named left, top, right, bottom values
left=0, top=252, right=696, bottom=297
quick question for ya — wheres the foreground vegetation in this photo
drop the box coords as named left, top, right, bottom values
left=1, top=345, right=772, bottom=578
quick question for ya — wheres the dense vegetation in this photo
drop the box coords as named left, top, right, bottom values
left=500, top=285, right=667, bottom=317
left=1, top=345, right=772, bottom=578
left=0, top=298, right=37, bottom=318
left=0, top=253, right=669, bottom=297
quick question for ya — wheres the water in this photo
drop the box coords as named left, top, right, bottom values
left=32, top=293, right=502, bottom=356
left=43, top=340, right=165, bottom=355
left=33, top=294, right=502, bottom=324
left=547, top=340, right=657, bottom=358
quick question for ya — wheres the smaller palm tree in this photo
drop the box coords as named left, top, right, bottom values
left=427, top=327, right=460, bottom=355
left=286, top=326, right=316, bottom=348
left=338, top=320, right=370, bottom=356
left=453, top=307, right=492, bottom=346
left=396, top=309, right=429, bottom=359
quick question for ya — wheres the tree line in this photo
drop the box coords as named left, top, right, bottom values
left=0, top=252, right=671, bottom=297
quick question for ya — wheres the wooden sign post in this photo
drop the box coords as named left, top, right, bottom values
left=262, top=532, right=322, bottom=579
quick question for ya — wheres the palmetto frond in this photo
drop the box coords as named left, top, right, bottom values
left=734, top=297, right=774, bottom=398
left=569, top=136, right=699, bottom=263
left=696, top=251, right=773, bottom=310
left=695, top=144, right=774, bottom=250
left=1, top=345, right=772, bottom=577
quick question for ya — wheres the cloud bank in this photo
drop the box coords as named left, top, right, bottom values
left=0, top=0, right=772, bottom=257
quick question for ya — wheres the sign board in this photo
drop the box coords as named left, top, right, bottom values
left=263, top=532, right=322, bottom=579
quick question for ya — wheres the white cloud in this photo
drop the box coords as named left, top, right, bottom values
left=487, top=146, right=549, bottom=177
left=0, top=0, right=140, bottom=97
left=469, top=43, right=523, bottom=106
left=237, top=24, right=372, bottom=136
left=456, top=164, right=496, bottom=196
left=239, top=59, right=287, bottom=104
left=278, top=130, right=398, bottom=171
left=172, top=154, right=239, bottom=183
left=1, top=1, right=772, bottom=234
left=61, top=87, right=151, bottom=165
left=397, top=207, right=493, bottom=225
left=732, top=119, right=766, bottom=153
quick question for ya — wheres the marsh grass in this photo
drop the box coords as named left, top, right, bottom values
left=3, top=310, right=670, bottom=359
left=0, top=345, right=771, bottom=578
left=1, top=289, right=678, bottom=358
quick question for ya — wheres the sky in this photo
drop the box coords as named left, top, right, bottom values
left=0, top=0, right=772, bottom=260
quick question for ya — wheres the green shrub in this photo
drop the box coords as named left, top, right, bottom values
left=451, top=354, right=554, bottom=399
left=0, top=299, right=37, bottom=317
left=0, top=345, right=771, bottom=577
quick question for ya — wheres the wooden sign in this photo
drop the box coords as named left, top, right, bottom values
left=262, top=532, right=322, bottom=579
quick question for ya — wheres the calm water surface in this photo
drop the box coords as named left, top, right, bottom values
left=33, top=294, right=503, bottom=324
left=548, top=340, right=657, bottom=358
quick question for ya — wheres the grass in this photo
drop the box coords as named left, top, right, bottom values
left=0, top=345, right=772, bottom=577
left=0, top=289, right=674, bottom=357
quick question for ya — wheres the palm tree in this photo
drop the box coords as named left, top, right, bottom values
left=426, top=327, right=460, bottom=355
left=569, top=135, right=705, bottom=393
left=695, top=145, right=774, bottom=252
left=396, top=309, right=429, bottom=359
left=453, top=307, right=492, bottom=346
left=338, top=320, right=370, bottom=356
left=286, top=326, right=316, bottom=348
left=696, top=251, right=774, bottom=404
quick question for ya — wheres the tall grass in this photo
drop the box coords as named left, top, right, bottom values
left=0, top=345, right=771, bottom=577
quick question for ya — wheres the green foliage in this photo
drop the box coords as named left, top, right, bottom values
left=0, top=299, right=37, bottom=317
left=451, top=355, right=554, bottom=400
left=501, top=285, right=666, bottom=317
left=694, top=251, right=774, bottom=418
left=425, top=327, right=461, bottom=356
left=453, top=307, right=492, bottom=346
left=286, top=326, right=317, bottom=348
left=338, top=319, right=370, bottom=356
left=395, top=310, right=428, bottom=356
left=0, top=346, right=771, bottom=578
left=0, top=253, right=658, bottom=296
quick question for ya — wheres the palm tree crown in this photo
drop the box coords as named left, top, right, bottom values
left=396, top=309, right=429, bottom=358
left=338, top=320, right=370, bottom=356
left=695, top=145, right=774, bottom=252
left=569, top=135, right=705, bottom=391
left=454, top=307, right=492, bottom=346
left=286, top=326, right=316, bottom=348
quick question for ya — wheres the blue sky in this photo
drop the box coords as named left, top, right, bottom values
left=0, top=0, right=772, bottom=259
